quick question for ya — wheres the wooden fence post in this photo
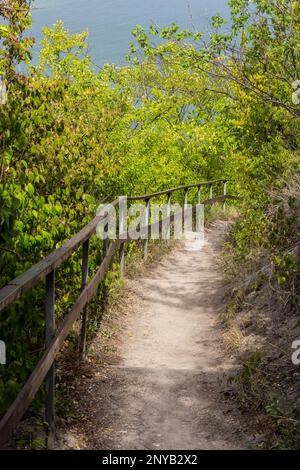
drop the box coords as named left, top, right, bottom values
left=79, top=239, right=90, bottom=361
left=166, top=192, right=171, bottom=240
left=223, top=180, right=227, bottom=213
left=144, top=198, right=150, bottom=257
left=45, top=270, right=55, bottom=448
left=119, top=197, right=127, bottom=276
left=103, top=221, right=109, bottom=257
left=102, top=220, right=109, bottom=308
left=209, top=183, right=213, bottom=200
left=184, top=189, right=189, bottom=235
left=120, top=243, right=125, bottom=276
left=184, top=188, right=189, bottom=209
left=197, top=185, right=201, bottom=205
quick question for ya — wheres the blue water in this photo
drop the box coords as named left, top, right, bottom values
left=31, top=0, right=230, bottom=66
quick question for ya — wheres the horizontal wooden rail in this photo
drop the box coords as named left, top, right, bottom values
left=127, top=180, right=228, bottom=201
left=0, top=179, right=237, bottom=448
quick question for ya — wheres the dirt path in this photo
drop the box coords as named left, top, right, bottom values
left=58, top=221, right=251, bottom=450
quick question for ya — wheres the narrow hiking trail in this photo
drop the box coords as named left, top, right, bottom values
left=58, top=221, right=251, bottom=450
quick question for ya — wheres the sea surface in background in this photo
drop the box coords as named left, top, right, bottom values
left=31, top=0, right=230, bottom=66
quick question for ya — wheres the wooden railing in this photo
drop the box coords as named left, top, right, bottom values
left=0, top=179, right=238, bottom=448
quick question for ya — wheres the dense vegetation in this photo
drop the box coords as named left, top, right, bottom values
left=0, top=0, right=300, bottom=447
